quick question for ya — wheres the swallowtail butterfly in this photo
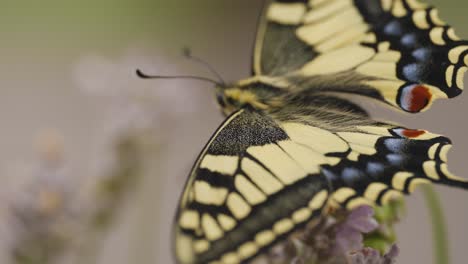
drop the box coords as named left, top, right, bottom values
left=171, top=0, right=468, bottom=263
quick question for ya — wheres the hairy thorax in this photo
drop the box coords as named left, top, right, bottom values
left=216, top=76, right=288, bottom=116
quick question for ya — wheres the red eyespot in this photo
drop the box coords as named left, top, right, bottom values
left=392, top=128, right=426, bottom=138
left=400, top=84, right=432, bottom=113
left=401, top=129, right=425, bottom=138
left=410, top=85, right=432, bottom=112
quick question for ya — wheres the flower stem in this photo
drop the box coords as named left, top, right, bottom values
left=422, top=185, right=450, bottom=264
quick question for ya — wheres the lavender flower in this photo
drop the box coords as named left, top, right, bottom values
left=348, top=244, right=399, bottom=264
left=334, top=206, right=380, bottom=255
left=255, top=203, right=403, bottom=264
left=3, top=132, right=81, bottom=264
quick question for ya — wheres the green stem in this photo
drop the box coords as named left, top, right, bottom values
left=422, top=185, right=450, bottom=264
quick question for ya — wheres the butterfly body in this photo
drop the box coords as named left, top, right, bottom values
left=173, top=1, right=468, bottom=263
left=215, top=75, right=289, bottom=116
left=217, top=75, right=370, bottom=120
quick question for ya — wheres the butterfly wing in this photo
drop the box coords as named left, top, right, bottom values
left=175, top=109, right=331, bottom=264
left=253, top=0, right=467, bottom=112
left=174, top=104, right=468, bottom=264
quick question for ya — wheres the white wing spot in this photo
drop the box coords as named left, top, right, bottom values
left=218, top=214, right=237, bottom=231
left=429, top=27, right=446, bottom=46
left=332, top=187, right=356, bottom=203
left=179, top=210, right=200, bottom=230
left=391, top=172, right=414, bottom=191
left=227, top=193, right=251, bottom=219
left=202, top=213, right=224, bottom=241
left=200, top=154, right=238, bottom=175
left=439, top=144, right=451, bottom=162
left=273, top=218, right=294, bottom=234
left=423, top=161, right=440, bottom=180
left=267, top=3, right=306, bottom=25
left=238, top=242, right=258, bottom=259
left=282, top=122, right=349, bottom=154
left=413, top=10, right=430, bottom=29
left=255, top=230, right=276, bottom=246
left=235, top=174, right=267, bottom=205
left=194, top=181, right=228, bottom=206
left=456, top=66, right=467, bottom=89
left=248, top=143, right=307, bottom=184
left=301, top=45, right=375, bottom=75
left=292, top=207, right=312, bottom=223
left=445, top=65, right=455, bottom=87
left=242, top=158, right=283, bottom=195
left=309, top=190, right=329, bottom=210
left=364, top=182, right=388, bottom=201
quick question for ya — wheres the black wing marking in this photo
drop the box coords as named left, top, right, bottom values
left=253, top=0, right=467, bottom=112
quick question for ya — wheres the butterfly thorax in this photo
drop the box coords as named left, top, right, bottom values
left=216, top=76, right=289, bottom=116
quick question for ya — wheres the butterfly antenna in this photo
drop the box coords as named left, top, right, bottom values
left=182, top=48, right=226, bottom=86
left=136, top=69, right=222, bottom=86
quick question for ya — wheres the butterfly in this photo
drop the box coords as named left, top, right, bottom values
left=172, top=0, right=468, bottom=263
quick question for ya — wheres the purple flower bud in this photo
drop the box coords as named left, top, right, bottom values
left=347, top=205, right=380, bottom=233
left=333, top=206, right=379, bottom=254
left=347, top=244, right=399, bottom=264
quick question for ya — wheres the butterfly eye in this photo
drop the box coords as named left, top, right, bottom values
left=216, top=94, right=226, bottom=107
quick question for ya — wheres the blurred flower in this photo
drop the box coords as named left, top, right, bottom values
left=258, top=203, right=403, bottom=264
left=3, top=132, right=81, bottom=264
left=347, top=244, right=399, bottom=264
left=364, top=199, right=404, bottom=253
left=333, top=205, right=380, bottom=255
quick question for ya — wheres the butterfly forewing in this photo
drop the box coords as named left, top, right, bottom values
left=175, top=110, right=331, bottom=264
left=254, top=0, right=467, bottom=113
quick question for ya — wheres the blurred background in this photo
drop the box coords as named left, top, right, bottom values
left=0, top=0, right=466, bottom=263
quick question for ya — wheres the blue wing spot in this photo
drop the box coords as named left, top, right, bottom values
left=342, top=167, right=363, bottom=185
left=386, top=154, right=405, bottom=166
left=403, top=63, right=425, bottom=82
left=412, top=48, right=432, bottom=61
left=322, top=168, right=338, bottom=182
left=401, top=33, right=419, bottom=48
left=384, top=20, right=403, bottom=36
left=366, top=162, right=385, bottom=177
left=384, top=138, right=406, bottom=152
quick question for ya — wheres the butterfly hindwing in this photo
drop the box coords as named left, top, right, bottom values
left=254, top=0, right=467, bottom=112
left=175, top=102, right=467, bottom=264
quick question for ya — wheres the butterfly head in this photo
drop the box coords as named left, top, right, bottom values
left=215, top=81, right=272, bottom=116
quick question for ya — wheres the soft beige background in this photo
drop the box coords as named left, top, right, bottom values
left=0, top=1, right=467, bottom=263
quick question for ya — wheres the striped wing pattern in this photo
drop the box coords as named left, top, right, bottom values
left=174, top=108, right=467, bottom=264
left=254, top=0, right=467, bottom=112
left=174, top=0, right=468, bottom=263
